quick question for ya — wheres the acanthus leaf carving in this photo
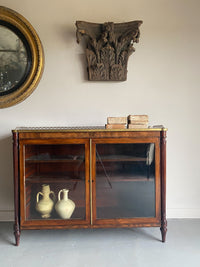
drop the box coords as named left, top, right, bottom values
left=76, top=20, right=143, bottom=81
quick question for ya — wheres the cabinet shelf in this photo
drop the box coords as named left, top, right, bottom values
left=25, top=175, right=153, bottom=184
left=97, top=155, right=146, bottom=162
left=97, top=175, right=154, bottom=182
left=26, top=159, right=84, bottom=163
left=25, top=175, right=85, bottom=184
left=26, top=207, right=86, bottom=221
left=26, top=158, right=84, bottom=164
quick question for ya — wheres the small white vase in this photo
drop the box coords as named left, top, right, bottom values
left=35, top=184, right=55, bottom=218
left=55, top=189, right=75, bottom=219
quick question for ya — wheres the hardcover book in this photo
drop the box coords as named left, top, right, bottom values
left=128, top=115, right=148, bottom=123
left=105, top=124, right=127, bottom=129
left=107, top=117, right=127, bottom=124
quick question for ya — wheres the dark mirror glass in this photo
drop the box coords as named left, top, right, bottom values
left=0, top=23, right=31, bottom=96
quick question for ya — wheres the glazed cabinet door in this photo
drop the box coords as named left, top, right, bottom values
left=91, top=138, right=161, bottom=227
left=19, top=138, right=90, bottom=228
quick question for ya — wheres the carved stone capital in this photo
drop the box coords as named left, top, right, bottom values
left=76, top=20, right=142, bottom=81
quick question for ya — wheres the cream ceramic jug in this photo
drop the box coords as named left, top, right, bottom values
left=55, top=189, right=75, bottom=219
left=35, top=184, right=55, bottom=218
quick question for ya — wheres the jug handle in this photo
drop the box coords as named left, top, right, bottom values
left=58, top=189, right=64, bottom=201
left=36, top=192, right=43, bottom=203
left=50, top=191, right=56, bottom=202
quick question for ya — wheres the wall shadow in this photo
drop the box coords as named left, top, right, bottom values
left=0, top=135, right=14, bottom=213
left=58, top=24, right=88, bottom=81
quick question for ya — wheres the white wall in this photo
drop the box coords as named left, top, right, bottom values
left=0, top=0, right=200, bottom=220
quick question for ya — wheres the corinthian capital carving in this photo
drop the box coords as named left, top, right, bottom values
left=76, top=20, right=142, bottom=81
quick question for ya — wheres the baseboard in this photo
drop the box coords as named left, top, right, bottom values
left=167, top=208, right=200, bottom=218
left=0, top=209, right=200, bottom=221
left=0, top=210, right=14, bottom=221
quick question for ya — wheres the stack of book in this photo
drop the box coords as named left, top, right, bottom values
left=105, top=117, right=127, bottom=129
left=128, top=115, right=149, bottom=129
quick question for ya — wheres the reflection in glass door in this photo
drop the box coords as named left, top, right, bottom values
left=95, top=143, right=156, bottom=219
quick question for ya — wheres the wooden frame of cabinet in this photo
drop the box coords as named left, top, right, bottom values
left=12, top=127, right=167, bottom=246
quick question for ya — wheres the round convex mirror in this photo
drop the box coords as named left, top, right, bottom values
left=0, top=23, right=31, bottom=96
left=0, top=7, right=44, bottom=108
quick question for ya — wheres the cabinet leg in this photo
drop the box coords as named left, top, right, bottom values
left=14, top=223, right=20, bottom=246
left=160, top=219, right=167, bottom=242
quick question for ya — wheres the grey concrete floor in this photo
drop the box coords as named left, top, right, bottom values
left=0, top=219, right=199, bottom=267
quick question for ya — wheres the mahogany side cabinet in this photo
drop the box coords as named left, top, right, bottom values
left=12, top=127, right=167, bottom=245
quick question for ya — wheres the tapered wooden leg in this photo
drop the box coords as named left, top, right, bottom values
left=13, top=131, right=20, bottom=246
left=160, top=218, right=167, bottom=242
left=14, top=223, right=20, bottom=246
left=160, top=129, right=167, bottom=242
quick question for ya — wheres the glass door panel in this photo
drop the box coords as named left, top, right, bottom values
left=24, top=143, right=86, bottom=221
left=95, top=143, right=156, bottom=219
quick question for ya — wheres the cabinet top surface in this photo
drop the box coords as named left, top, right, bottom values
left=12, top=126, right=167, bottom=133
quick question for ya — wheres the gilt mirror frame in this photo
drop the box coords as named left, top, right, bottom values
left=0, top=6, right=44, bottom=108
